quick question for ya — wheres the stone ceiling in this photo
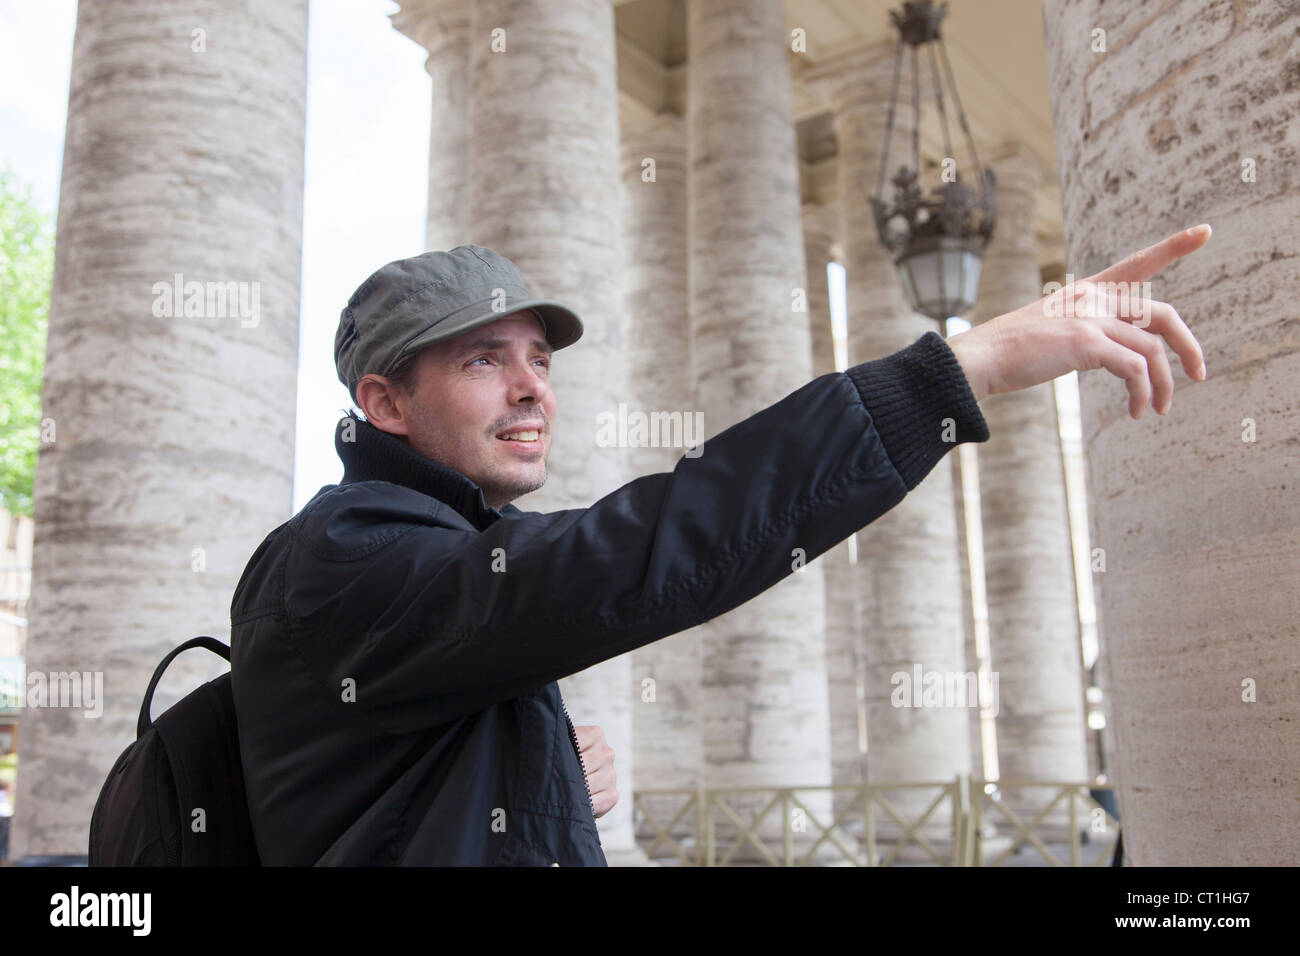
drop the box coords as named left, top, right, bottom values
left=613, top=0, right=1065, bottom=272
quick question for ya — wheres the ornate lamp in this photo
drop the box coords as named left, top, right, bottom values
left=871, top=0, right=996, bottom=320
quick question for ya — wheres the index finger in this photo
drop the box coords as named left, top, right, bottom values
left=1085, top=223, right=1212, bottom=285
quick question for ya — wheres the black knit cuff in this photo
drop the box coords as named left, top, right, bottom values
left=844, top=330, right=990, bottom=491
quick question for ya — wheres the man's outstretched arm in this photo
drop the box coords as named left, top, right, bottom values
left=285, top=225, right=1210, bottom=734
left=286, top=329, right=982, bottom=732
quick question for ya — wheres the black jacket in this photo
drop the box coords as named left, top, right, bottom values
left=229, top=330, right=989, bottom=865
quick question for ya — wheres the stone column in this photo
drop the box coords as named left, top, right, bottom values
left=1043, top=0, right=1300, bottom=864
left=804, top=201, right=864, bottom=819
left=621, top=115, right=704, bottom=853
left=11, top=0, right=307, bottom=858
left=969, top=145, right=1088, bottom=837
left=806, top=42, right=972, bottom=842
left=687, top=0, right=834, bottom=843
left=391, top=0, right=472, bottom=250
left=462, top=0, right=643, bottom=862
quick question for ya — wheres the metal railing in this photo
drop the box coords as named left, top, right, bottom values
left=633, top=777, right=1120, bottom=866
left=964, top=779, right=1120, bottom=866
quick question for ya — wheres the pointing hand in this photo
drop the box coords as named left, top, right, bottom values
left=948, top=224, right=1211, bottom=419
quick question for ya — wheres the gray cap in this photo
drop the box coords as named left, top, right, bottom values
left=334, top=245, right=584, bottom=402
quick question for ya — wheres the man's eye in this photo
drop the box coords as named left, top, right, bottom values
left=470, top=356, right=491, bottom=366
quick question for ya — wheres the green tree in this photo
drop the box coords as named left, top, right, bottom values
left=0, top=166, right=54, bottom=517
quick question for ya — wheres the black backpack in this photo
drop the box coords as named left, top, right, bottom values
left=88, top=636, right=260, bottom=865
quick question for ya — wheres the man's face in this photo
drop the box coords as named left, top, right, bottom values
left=389, top=311, right=557, bottom=509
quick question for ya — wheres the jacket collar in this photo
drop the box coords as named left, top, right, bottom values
left=334, top=412, right=519, bottom=529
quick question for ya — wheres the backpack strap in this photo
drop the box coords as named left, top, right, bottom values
left=137, top=636, right=231, bottom=739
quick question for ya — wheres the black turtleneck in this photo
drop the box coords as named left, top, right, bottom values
left=333, top=412, right=513, bottom=530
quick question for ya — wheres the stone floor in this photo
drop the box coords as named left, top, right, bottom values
left=632, top=830, right=1121, bottom=866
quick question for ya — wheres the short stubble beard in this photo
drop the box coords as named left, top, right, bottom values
left=405, top=392, right=549, bottom=510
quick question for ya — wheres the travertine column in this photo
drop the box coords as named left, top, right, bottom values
left=392, top=0, right=472, bottom=250
left=622, top=115, right=704, bottom=849
left=804, top=202, right=864, bottom=818
left=806, top=42, right=972, bottom=839
left=1043, top=0, right=1300, bottom=865
left=462, top=0, right=642, bottom=861
left=969, top=144, right=1088, bottom=835
left=11, top=0, right=306, bottom=858
left=687, top=0, right=834, bottom=836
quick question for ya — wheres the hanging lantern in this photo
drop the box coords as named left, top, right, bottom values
left=871, top=0, right=996, bottom=320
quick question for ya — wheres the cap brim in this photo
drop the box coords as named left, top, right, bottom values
left=388, top=297, right=584, bottom=372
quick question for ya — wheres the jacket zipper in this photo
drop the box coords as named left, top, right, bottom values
left=559, top=696, right=596, bottom=817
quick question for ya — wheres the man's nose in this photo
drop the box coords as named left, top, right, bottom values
left=506, top=358, right=549, bottom=404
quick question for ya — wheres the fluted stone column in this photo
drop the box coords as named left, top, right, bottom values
left=11, top=0, right=306, bottom=858
left=621, top=115, right=704, bottom=851
left=806, top=42, right=972, bottom=841
left=1043, top=0, right=1300, bottom=865
left=460, top=0, right=642, bottom=861
left=804, top=202, right=864, bottom=819
left=687, top=0, right=834, bottom=841
left=969, top=144, right=1088, bottom=836
left=392, top=0, right=472, bottom=250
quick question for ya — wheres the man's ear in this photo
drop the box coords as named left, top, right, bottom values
left=355, top=375, right=411, bottom=437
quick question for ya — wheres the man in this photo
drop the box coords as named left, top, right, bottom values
left=230, top=229, right=1209, bottom=866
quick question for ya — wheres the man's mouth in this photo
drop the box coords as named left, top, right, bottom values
left=495, top=424, right=544, bottom=444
